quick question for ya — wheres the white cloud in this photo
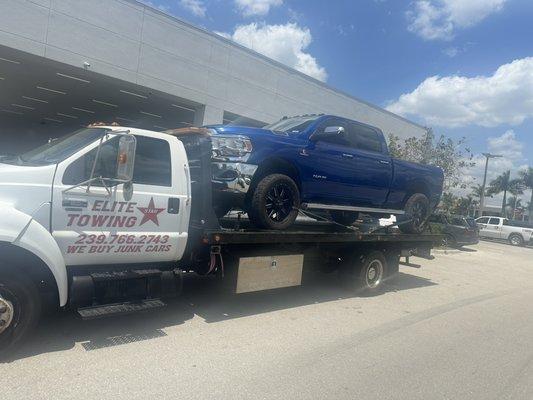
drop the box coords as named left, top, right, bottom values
left=234, top=0, right=283, bottom=17
left=387, top=57, right=533, bottom=128
left=407, top=0, right=507, bottom=40
left=220, top=22, right=328, bottom=82
left=179, top=0, right=206, bottom=17
left=487, top=130, right=524, bottom=160
left=457, top=131, right=528, bottom=207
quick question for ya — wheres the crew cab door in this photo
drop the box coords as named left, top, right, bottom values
left=345, top=121, right=392, bottom=206
left=478, top=217, right=502, bottom=239
left=300, top=118, right=358, bottom=202
left=51, top=132, right=190, bottom=266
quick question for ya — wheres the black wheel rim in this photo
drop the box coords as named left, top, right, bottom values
left=411, top=201, right=428, bottom=228
left=265, top=183, right=294, bottom=222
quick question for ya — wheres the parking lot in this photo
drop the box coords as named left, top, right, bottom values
left=1, top=240, right=532, bottom=400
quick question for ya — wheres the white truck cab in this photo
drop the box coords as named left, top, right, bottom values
left=0, top=126, right=192, bottom=350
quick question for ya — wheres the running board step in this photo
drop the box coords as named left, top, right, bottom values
left=78, top=299, right=166, bottom=320
left=301, top=203, right=405, bottom=215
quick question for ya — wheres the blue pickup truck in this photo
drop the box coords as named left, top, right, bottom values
left=209, top=114, right=444, bottom=233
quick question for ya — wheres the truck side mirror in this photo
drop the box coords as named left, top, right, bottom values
left=324, top=126, right=345, bottom=135
left=310, top=126, right=345, bottom=142
left=116, top=135, right=136, bottom=182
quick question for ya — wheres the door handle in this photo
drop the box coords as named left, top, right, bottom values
left=378, top=160, right=391, bottom=164
left=62, top=199, right=88, bottom=208
left=168, top=198, right=180, bottom=214
left=342, top=153, right=354, bottom=158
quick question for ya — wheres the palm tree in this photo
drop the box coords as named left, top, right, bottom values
left=487, top=171, right=523, bottom=217
left=471, top=184, right=485, bottom=199
left=470, top=184, right=488, bottom=216
left=506, top=196, right=522, bottom=219
left=518, top=167, right=533, bottom=222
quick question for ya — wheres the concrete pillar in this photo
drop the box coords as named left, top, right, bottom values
left=194, top=104, right=224, bottom=126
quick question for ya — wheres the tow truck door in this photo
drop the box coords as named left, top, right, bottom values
left=51, top=133, right=190, bottom=266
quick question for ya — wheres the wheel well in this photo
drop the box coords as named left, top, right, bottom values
left=509, top=233, right=523, bottom=240
left=403, top=181, right=430, bottom=205
left=246, top=158, right=301, bottom=205
left=0, top=242, right=59, bottom=311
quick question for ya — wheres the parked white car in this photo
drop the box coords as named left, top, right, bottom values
left=475, top=216, right=533, bottom=246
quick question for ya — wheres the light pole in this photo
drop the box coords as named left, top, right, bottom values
left=479, top=153, right=502, bottom=217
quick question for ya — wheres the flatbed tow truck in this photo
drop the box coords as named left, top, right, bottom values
left=0, top=125, right=440, bottom=353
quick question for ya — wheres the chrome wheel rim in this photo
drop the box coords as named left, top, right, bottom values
left=0, top=297, right=14, bottom=335
left=365, top=260, right=383, bottom=289
left=511, top=236, right=521, bottom=245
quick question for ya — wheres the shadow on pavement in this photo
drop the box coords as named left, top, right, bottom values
left=3, top=271, right=436, bottom=362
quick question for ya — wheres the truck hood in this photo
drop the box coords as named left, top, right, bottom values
left=208, top=125, right=284, bottom=138
left=0, top=162, right=56, bottom=220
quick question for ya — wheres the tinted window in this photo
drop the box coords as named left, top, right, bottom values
left=477, top=217, right=489, bottom=224
left=133, top=136, right=171, bottom=186
left=18, top=128, right=106, bottom=166
left=63, top=137, right=120, bottom=185
left=350, top=123, right=383, bottom=153
left=450, top=216, right=465, bottom=226
left=488, top=218, right=500, bottom=225
left=314, top=118, right=351, bottom=147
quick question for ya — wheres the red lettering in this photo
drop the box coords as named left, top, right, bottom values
left=91, top=215, right=109, bottom=227
left=110, top=216, right=126, bottom=228
left=67, top=245, right=86, bottom=254
left=92, top=200, right=103, bottom=211
left=78, top=215, right=90, bottom=226
left=67, top=214, right=79, bottom=227
left=125, top=216, right=137, bottom=227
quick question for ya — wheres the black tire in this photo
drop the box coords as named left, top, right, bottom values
left=398, top=193, right=430, bottom=234
left=330, top=210, right=359, bottom=226
left=508, top=234, right=524, bottom=247
left=339, top=250, right=387, bottom=293
left=0, top=270, right=41, bottom=356
left=442, top=234, right=457, bottom=248
left=248, top=174, right=300, bottom=230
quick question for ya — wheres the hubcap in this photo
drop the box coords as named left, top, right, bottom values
left=366, top=260, right=383, bottom=289
left=265, top=183, right=294, bottom=222
left=0, top=297, right=14, bottom=335
left=511, top=237, right=520, bottom=245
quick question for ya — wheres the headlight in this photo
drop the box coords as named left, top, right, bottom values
left=211, top=135, right=253, bottom=158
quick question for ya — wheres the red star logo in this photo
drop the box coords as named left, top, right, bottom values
left=137, top=197, right=165, bottom=226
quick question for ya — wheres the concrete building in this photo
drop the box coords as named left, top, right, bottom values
left=0, top=0, right=426, bottom=153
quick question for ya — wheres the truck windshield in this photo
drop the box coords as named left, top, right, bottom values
left=264, top=116, right=319, bottom=134
left=8, top=128, right=106, bottom=166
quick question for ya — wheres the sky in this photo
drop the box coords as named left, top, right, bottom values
left=143, top=0, right=532, bottom=208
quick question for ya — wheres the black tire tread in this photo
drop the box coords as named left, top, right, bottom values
left=248, top=174, right=300, bottom=230
left=0, top=269, right=42, bottom=356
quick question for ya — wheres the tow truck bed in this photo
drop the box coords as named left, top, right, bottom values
left=205, top=219, right=440, bottom=246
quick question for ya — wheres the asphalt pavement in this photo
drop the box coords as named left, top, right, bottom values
left=1, top=240, right=532, bottom=400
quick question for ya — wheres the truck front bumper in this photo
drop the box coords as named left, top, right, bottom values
left=212, top=162, right=258, bottom=202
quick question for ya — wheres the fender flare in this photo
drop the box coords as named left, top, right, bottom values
left=0, top=205, right=68, bottom=307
